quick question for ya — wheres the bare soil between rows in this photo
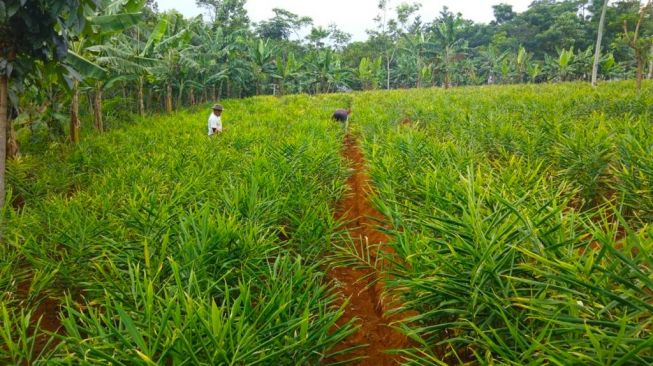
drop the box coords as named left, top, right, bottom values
left=323, top=134, right=413, bottom=366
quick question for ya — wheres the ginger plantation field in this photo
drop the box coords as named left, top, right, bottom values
left=2, top=95, right=355, bottom=365
left=2, top=81, right=653, bottom=365
left=355, top=82, right=653, bottom=365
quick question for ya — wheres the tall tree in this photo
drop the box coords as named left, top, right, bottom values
left=256, top=8, right=312, bottom=41
left=196, top=0, right=249, bottom=32
left=592, top=0, right=610, bottom=86
left=492, top=3, right=517, bottom=25
left=623, top=0, right=653, bottom=93
left=370, top=0, right=400, bottom=90
left=0, top=0, right=95, bottom=207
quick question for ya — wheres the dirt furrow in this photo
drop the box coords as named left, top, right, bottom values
left=324, top=134, right=412, bottom=366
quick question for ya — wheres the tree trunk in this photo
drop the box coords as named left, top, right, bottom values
left=138, top=77, right=145, bottom=117
left=166, top=81, right=173, bottom=113
left=177, top=81, right=184, bottom=110
left=592, top=0, right=609, bottom=87
left=145, top=88, right=151, bottom=111
left=70, top=81, right=81, bottom=144
left=0, top=75, right=7, bottom=208
left=386, top=55, right=391, bottom=90
left=7, top=121, right=18, bottom=159
left=636, top=49, right=643, bottom=94
left=190, top=87, right=195, bottom=106
left=648, top=44, right=653, bottom=79
left=212, top=85, right=216, bottom=101
left=94, top=82, right=103, bottom=132
left=217, top=81, right=223, bottom=101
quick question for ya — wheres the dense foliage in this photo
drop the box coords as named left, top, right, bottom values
left=4, top=0, right=653, bottom=150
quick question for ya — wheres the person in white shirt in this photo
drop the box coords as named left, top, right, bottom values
left=208, top=104, right=223, bottom=136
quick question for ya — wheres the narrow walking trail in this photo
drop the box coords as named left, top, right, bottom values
left=324, top=134, right=412, bottom=365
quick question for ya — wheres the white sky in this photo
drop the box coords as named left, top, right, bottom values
left=156, top=0, right=532, bottom=41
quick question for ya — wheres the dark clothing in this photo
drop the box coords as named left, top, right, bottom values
left=332, top=109, right=349, bottom=122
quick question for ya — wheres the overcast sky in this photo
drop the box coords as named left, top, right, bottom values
left=155, top=0, right=532, bottom=41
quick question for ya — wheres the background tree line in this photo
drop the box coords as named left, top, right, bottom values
left=1, top=0, right=652, bottom=157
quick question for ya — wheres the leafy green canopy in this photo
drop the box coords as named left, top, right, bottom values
left=0, top=0, right=95, bottom=85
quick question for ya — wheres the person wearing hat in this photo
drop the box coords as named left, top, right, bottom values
left=208, top=104, right=223, bottom=136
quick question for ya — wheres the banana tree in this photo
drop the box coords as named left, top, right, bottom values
left=91, top=15, right=169, bottom=116
left=527, top=63, right=542, bottom=83
left=544, top=48, right=575, bottom=81
left=134, top=14, right=169, bottom=115
left=149, top=13, right=193, bottom=112
left=479, top=46, right=508, bottom=84
left=272, top=52, right=301, bottom=96
left=436, top=40, right=466, bottom=88
left=175, top=45, right=201, bottom=108
left=515, top=46, right=531, bottom=83
left=400, top=32, right=433, bottom=88
left=307, top=49, right=350, bottom=94
left=66, top=0, right=143, bottom=140
left=433, top=15, right=466, bottom=89
left=556, top=47, right=575, bottom=81
left=193, top=24, right=238, bottom=101
left=357, top=57, right=382, bottom=90
left=248, top=39, right=276, bottom=95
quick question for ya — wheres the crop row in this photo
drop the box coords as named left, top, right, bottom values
left=2, top=95, right=353, bottom=365
left=354, top=81, right=653, bottom=364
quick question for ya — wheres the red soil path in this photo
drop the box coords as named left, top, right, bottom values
left=14, top=280, right=63, bottom=364
left=324, top=135, right=412, bottom=365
